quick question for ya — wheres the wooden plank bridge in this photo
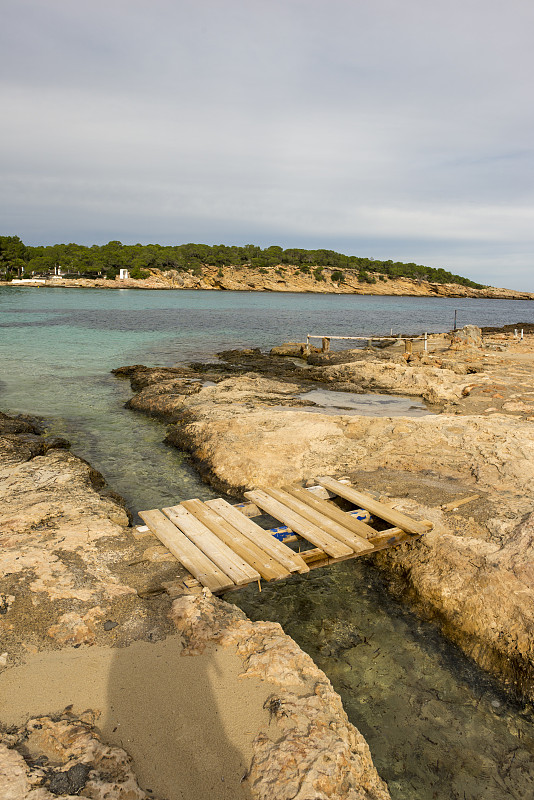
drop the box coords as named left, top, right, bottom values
left=138, top=477, right=433, bottom=594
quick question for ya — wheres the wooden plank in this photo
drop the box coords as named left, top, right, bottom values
left=180, top=499, right=290, bottom=581
left=244, top=489, right=353, bottom=559
left=441, top=494, right=480, bottom=512
left=303, top=530, right=414, bottom=570
left=162, top=505, right=259, bottom=587
left=283, top=485, right=378, bottom=540
left=368, top=527, right=412, bottom=548
left=205, top=498, right=309, bottom=574
left=264, top=488, right=374, bottom=555
left=138, top=509, right=234, bottom=592
left=316, top=477, right=432, bottom=536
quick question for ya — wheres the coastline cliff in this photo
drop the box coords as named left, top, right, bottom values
left=3, top=263, right=534, bottom=299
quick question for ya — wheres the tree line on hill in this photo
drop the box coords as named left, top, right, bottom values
left=0, top=235, right=485, bottom=289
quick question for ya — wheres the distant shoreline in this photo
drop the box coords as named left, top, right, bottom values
left=2, top=266, right=534, bottom=301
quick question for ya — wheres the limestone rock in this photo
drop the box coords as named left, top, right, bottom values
left=448, top=324, right=483, bottom=349
left=0, top=714, right=153, bottom=800
left=312, top=359, right=484, bottom=403
left=269, top=342, right=310, bottom=358
left=169, top=593, right=390, bottom=800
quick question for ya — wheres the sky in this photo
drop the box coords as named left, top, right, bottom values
left=1, top=0, right=533, bottom=290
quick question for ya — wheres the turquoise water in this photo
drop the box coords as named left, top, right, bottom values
left=2, top=287, right=532, bottom=512
left=2, top=286, right=534, bottom=800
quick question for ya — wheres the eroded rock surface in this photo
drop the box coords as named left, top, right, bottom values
left=117, top=330, right=534, bottom=699
left=6, top=266, right=534, bottom=299
left=1, top=411, right=391, bottom=799
left=170, top=592, right=390, bottom=800
left=0, top=414, right=182, bottom=662
left=0, top=712, right=152, bottom=800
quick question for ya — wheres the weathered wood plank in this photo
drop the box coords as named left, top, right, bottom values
left=180, top=499, right=290, bottom=581
left=162, top=505, right=259, bottom=586
left=205, top=498, right=309, bottom=574
left=138, top=509, right=234, bottom=592
left=316, top=477, right=432, bottom=536
left=244, top=489, right=353, bottom=559
left=264, top=487, right=374, bottom=554
left=300, top=528, right=415, bottom=569
left=441, top=494, right=480, bottom=512
left=282, top=485, right=378, bottom=540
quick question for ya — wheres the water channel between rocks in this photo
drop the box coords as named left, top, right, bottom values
left=230, top=561, right=534, bottom=800
left=2, top=289, right=534, bottom=800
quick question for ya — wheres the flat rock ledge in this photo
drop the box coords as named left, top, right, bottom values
left=0, top=411, right=390, bottom=800
left=116, top=336, right=534, bottom=700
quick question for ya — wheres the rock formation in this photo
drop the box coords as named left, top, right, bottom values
left=0, top=411, right=390, bottom=799
left=3, top=265, right=534, bottom=299
left=116, top=328, right=534, bottom=699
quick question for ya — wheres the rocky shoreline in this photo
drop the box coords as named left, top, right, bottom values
left=0, top=411, right=390, bottom=799
left=113, top=326, right=534, bottom=702
left=3, top=323, right=534, bottom=798
left=3, top=264, right=534, bottom=299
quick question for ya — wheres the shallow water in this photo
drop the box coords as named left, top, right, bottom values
left=231, top=561, right=534, bottom=800
left=2, top=287, right=534, bottom=798
left=298, top=388, right=431, bottom=416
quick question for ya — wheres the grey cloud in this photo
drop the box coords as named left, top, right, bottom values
left=1, top=0, right=533, bottom=290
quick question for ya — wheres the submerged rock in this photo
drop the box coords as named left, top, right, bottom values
left=170, top=592, right=391, bottom=800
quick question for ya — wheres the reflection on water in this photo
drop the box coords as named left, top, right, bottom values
left=298, top=389, right=431, bottom=417
left=231, top=560, right=534, bottom=800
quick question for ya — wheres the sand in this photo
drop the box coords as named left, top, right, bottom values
left=0, top=635, right=280, bottom=800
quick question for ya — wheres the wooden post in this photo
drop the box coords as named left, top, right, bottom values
left=322, top=337, right=330, bottom=353
left=404, top=339, right=412, bottom=355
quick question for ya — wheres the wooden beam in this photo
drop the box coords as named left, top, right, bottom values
left=282, top=485, right=378, bottom=540
left=264, top=487, right=374, bottom=554
left=244, top=489, right=353, bottom=559
left=300, top=528, right=415, bottom=570
left=163, top=504, right=260, bottom=586
left=138, top=509, right=234, bottom=593
left=316, top=477, right=432, bottom=536
left=204, top=498, right=309, bottom=574
left=179, top=499, right=290, bottom=581
left=441, top=494, right=480, bottom=512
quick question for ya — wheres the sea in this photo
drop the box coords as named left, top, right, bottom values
left=2, top=285, right=534, bottom=800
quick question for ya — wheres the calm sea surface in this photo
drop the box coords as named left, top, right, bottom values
left=1, top=286, right=534, bottom=799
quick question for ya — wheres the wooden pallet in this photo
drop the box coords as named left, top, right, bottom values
left=138, top=478, right=433, bottom=594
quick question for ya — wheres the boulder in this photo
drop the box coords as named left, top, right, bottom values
left=449, top=324, right=483, bottom=349
left=270, top=342, right=310, bottom=358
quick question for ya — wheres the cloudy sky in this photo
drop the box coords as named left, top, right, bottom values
left=1, top=0, right=533, bottom=289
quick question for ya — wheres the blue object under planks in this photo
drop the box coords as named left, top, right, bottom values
left=269, top=508, right=371, bottom=541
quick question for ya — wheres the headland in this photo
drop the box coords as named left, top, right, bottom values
left=3, top=264, right=534, bottom=299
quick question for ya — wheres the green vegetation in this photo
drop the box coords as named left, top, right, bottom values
left=0, top=235, right=486, bottom=289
